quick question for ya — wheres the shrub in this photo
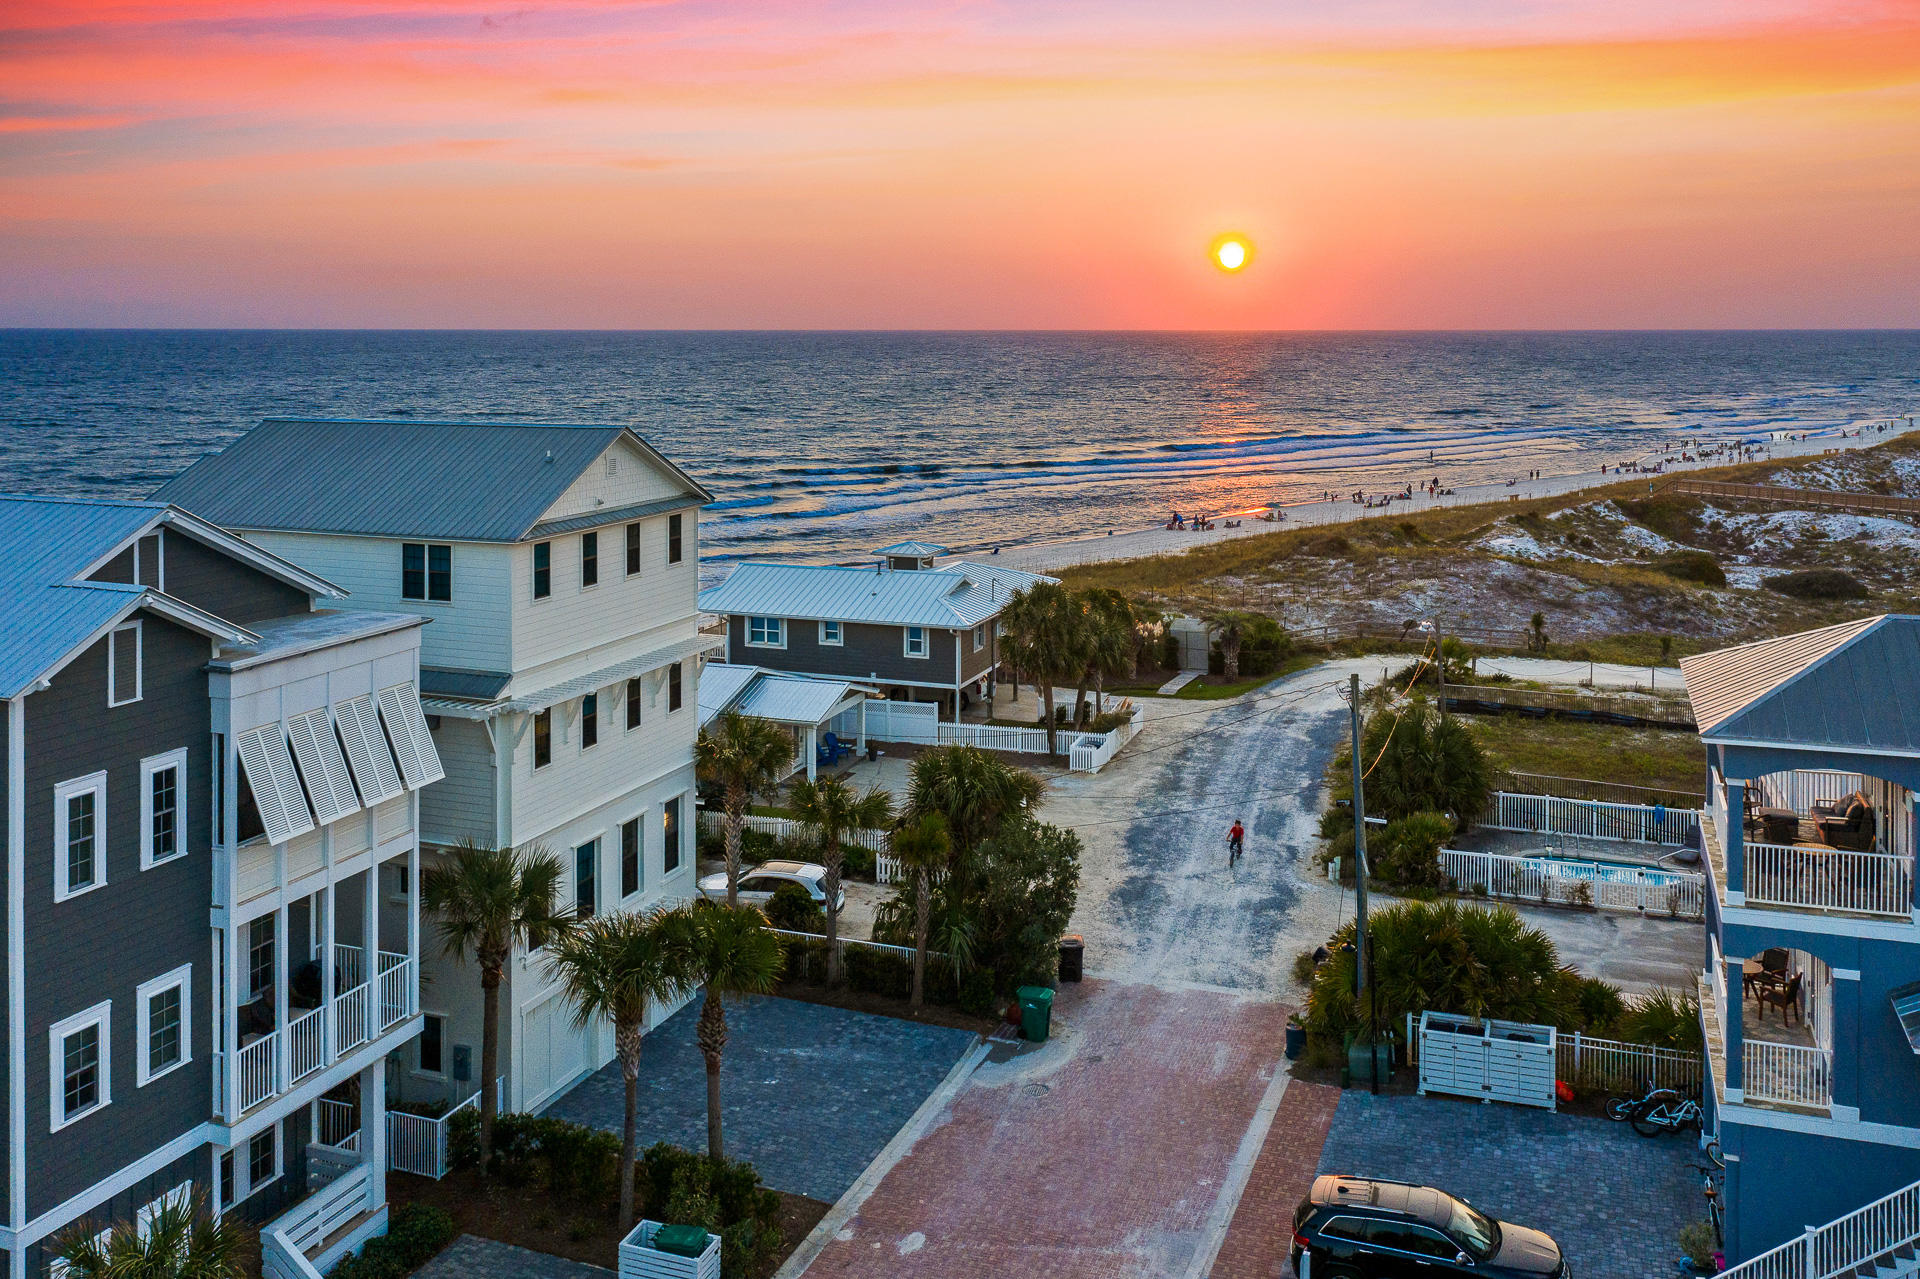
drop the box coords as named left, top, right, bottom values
left=1087, top=708, right=1134, bottom=733
left=1333, top=702, right=1492, bottom=831
left=1764, top=568, right=1868, bottom=599
left=838, top=840, right=877, bottom=881
left=329, top=1204, right=456, bottom=1279
left=446, top=1111, right=618, bottom=1206
left=1618, top=987, right=1703, bottom=1052
left=1372, top=812, right=1453, bottom=894
left=765, top=882, right=824, bottom=933
left=1678, top=1222, right=1718, bottom=1271
left=638, top=1143, right=782, bottom=1273
left=1651, top=551, right=1726, bottom=586
left=1565, top=975, right=1628, bottom=1034
left=740, top=828, right=780, bottom=865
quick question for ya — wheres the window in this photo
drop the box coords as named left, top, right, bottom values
left=386, top=861, right=411, bottom=904
left=1363, top=1222, right=1456, bottom=1259
left=140, top=749, right=186, bottom=869
left=621, top=817, right=641, bottom=897
left=663, top=797, right=682, bottom=873
left=581, top=694, right=598, bottom=750
left=248, top=917, right=274, bottom=1002
left=107, top=621, right=142, bottom=706
left=575, top=839, right=598, bottom=918
left=904, top=625, right=929, bottom=658
left=1317, top=1217, right=1367, bottom=1242
left=819, top=620, right=843, bottom=646
left=533, top=709, right=552, bottom=770
left=746, top=617, right=785, bottom=648
left=626, top=523, right=642, bottom=576
left=50, top=1002, right=111, bottom=1130
left=972, top=624, right=986, bottom=652
left=137, top=1183, right=191, bottom=1241
left=418, top=1014, right=445, bottom=1075
left=401, top=543, right=452, bottom=602
left=626, top=677, right=643, bottom=730
left=248, top=1126, right=279, bottom=1190
left=668, top=663, right=683, bottom=712
left=219, top=1151, right=234, bottom=1209
left=532, top=541, right=552, bottom=599
left=581, top=531, right=599, bottom=588
left=667, top=513, right=683, bottom=564
left=54, top=773, right=107, bottom=901
left=137, top=965, right=191, bottom=1085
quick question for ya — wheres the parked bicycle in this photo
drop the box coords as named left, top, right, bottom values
left=1605, top=1084, right=1704, bottom=1136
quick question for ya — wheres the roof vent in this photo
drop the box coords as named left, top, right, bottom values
left=545, top=450, right=554, bottom=463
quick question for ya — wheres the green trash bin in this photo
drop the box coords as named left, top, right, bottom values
left=1017, top=985, right=1054, bottom=1043
left=652, top=1224, right=710, bottom=1258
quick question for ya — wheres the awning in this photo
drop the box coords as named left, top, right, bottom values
left=494, top=634, right=722, bottom=716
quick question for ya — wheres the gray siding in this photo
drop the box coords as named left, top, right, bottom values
left=159, top=534, right=309, bottom=624
left=728, top=616, right=990, bottom=689
left=22, top=616, right=213, bottom=1218
left=22, top=1147, right=210, bottom=1278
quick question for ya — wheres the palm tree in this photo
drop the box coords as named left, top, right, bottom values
left=999, top=581, right=1089, bottom=755
left=672, top=903, right=785, bottom=1159
left=891, top=813, right=951, bottom=1008
left=1208, top=610, right=1254, bottom=680
left=696, top=711, right=798, bottom=906
left=548, top=908, right=692, bottom=1229
left=1528, top=611, right=1550, bottom=653
left=422, top=840, right=570, bottom=1172
left=788, top=775, right=893, bottom=985
left=53, top=1188, right=249, bottom=1279
left=907, top=744, right=1043, bottom=893
left=1079, top=590, right=1136, bottom=719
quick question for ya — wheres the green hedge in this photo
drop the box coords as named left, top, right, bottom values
left=329, top=1205, right=456, bottom=1279
left=778, top=935, right=997, bottom=1015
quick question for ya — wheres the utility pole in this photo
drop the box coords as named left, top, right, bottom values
left=1349, top=672, right=1378, bottom=1094
left=1435, top=621, right=1447, bottom=724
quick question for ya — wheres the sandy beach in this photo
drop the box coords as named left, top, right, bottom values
left=960, top=415, right=1920, bottom=576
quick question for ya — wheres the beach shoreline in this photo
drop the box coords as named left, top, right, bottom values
left=950, top=416, right=1920, bottom=577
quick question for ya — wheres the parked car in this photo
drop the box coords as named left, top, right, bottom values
left=1292, top=1175, right=1566, bottom=1279
left=697, top=860, right=845, bottom=912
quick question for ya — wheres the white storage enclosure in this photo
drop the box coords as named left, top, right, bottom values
left=619, top=1221, right=722, bottom=1279
left=1416, top=1011, right=1557, bottom=1110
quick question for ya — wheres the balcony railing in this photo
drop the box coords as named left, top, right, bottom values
left=1744, top=840, right=1912, bottom=919
left=1743, top=1039, right=1833, bottom=1110
left=220, top=950, right=418, bottom=1120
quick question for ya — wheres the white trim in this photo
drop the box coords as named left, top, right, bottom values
left=53, top=772, right=108, bottom=902
left=49, top=1002, right=111, bottom=1132
left=139, top=748, right=189, bottom=870
left=579, top=530, right=600, bottom=590
left=9, top=694, right=27, bottom=1237
left=818, top=620, right=843, bottom=647
left=135, top=964, right=192, bottom=1086
left=1718, top=1100, right=1920, bottom=1148
left=106, top=620, right=142, bottom=707
left=136, top=1182, right=191, bottom=1239
left=1718, top=902, right=1918, bottom=942
left=1705, top=733, right=1920, bottom=761
left=972, top=624, right=985, bottom=653
left=903, top=625, right=929, bottom=659
left=0, top=1122, right=207, bottom=1249
left=746, top=617, right=786, bottom=650
left=1833, top=967, right=1863, bottom=981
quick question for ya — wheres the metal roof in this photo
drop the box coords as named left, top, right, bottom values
left=695, top=662, right=759, bottom=722
left=211, top=610, right=426, bottom=672
left=876, top=541, right=948, bottom=557
left=420, top=667, right=512, bottom=701
left=1681, top=614, right=1920, bottom=751
left=698, top=560, right=1052, bottom=628
left=153, top=417, right=712, bottom=543
left=697, top=662, right=872, bottom=728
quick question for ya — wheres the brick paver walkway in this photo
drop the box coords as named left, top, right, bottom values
left=413, top=1235, right=612, bottom=1279
left=802, top=978, right=1293, bottom=1279
left=1209, top=1080, right=1341, bottom=1279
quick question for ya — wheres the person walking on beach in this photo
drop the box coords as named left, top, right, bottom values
left=1227, top=819, right=1245, bottom=866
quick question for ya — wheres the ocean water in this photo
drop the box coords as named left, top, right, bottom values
left=2, top=330, right=1915, bottom=570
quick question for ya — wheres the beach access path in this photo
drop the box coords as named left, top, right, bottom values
left=964, top=419, right=1917, bottom=576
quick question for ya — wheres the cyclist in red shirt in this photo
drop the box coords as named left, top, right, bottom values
left=1228, top=820, right=1245, bottom=865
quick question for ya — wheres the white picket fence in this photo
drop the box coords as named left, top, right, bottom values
left=1483, top=791, right=1698, bottom=846
left=939, top=721, right=1057, bottom=754
left=1068, top=707, right=1145, bottom=773
left=836, top=700, right=1066, bottom=755
left=1440, top=847, right=1706, bottom=919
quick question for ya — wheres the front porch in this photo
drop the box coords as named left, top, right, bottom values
left=1705, top=937, right=1838, bottom=1113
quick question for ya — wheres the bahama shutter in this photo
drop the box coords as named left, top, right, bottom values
left=287, top=708, right=362, bottom=825
left=234, top=725, right=315, bottom=844
left=377, top=682, right=446, bottom=789
left=335, top=694, right=404, bottom=804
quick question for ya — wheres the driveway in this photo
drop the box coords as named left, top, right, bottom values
left=1316, top=1092, right=1702, bottom=1279
left=544, top=995, right=977, bottom=1202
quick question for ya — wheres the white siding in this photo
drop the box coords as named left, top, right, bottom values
left=545, top=438, right=687, bottom=519
left=242, top=531, right=515, bottom=674
left=511, top=522, right=700, bottom=682
left=421, top=716, right=496, bottom=848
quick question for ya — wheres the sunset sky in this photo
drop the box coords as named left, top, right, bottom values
left=4, top=1, right=1919, bottom=328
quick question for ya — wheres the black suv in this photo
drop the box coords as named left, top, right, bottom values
left=1292, top=1175, right=1567, bottom=1279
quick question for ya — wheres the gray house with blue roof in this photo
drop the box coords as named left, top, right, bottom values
left=0, top=494, right=443, bottom=1278
left=1682, top=615, right=1920, bottom=1268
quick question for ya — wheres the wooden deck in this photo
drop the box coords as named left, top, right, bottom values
left=1658, top=477, right=1920, bottom=518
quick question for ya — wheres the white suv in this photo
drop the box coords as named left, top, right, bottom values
left=697, top=859, right=845, bottom=911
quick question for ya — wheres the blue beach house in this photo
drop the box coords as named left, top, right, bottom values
left=1682, top=615, right=1920, bottom=1269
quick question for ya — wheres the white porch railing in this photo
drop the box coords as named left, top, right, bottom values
left=1754, top=769, right=1864, bottom=815
left=317, top=1097, right=359, bottom=1149
left=287, top=1005, right=328, bottom=1084
left=334, top=982, right=371, bottom=1054
left=386, top=1082, right=500, bottom=1179
left=1483, top=791, right=1698, bottom=846
left=1743, top=840, right=1913, bottom=918
left=377, top=952, right=416, bottom=1032
left=1068, top=708, right=1145, bottom=773
left=1716, top=1175, right=1920, bottom=1279
left=335, top=944, right=367, bottom=993
left=261, top=1161, right=374, bottom=1279
left=1743, top=1038, right=1832, bottom=1109
left=1439, top=848, right=1706, bottom=919
left=237, top=1033, right=278, bottom=1112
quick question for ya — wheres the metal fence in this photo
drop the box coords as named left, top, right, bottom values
left=1482, top=791, right=1699, bottom=846
left=1493, top=770, right=1702, bottom=809
left=1555, top=1032, right=1703, bottom=1096
left=1440, top=847, right=1706, bottom=919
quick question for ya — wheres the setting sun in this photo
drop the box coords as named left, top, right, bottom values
left=1212, top=235, right=1252, bottom=273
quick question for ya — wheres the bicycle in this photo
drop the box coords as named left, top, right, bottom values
left=1605, top=1084, right=1704, bottom=1136
left=1692, top=1139, right=1726, bottom=1250
left=1228, top=837, right=1244, bottom=867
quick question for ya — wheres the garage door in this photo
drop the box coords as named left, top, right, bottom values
left=520, top=989, right=592, bottom=1111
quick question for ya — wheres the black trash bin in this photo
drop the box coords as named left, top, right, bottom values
left=1058, top=934, right=1084, bottom=983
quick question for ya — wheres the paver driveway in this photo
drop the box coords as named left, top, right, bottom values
left=545, top=995, right=977, bottom=1202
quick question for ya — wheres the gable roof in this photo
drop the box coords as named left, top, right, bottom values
left=1680, top=614, right=1920, bottom=752
left=875, top=541, right=948, bottom=558
left=697, top=662, right=873, bottom=728
left=0, top=495, right=304, bottom=698
left=698, top=560, right=1054, bottom=629
left=152, top=417, right=712, bottom=543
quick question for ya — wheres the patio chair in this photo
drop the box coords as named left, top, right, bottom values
left=1815, top=801, right=1876, bottom=852
left=1755, top=973, right=1803, bottom=1027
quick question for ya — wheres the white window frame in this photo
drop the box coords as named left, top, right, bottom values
left=50, top=1226, right=111, bottom=1278
left=107, top=620, right=142, bottom=707
left=50, top=1001, right=112, bottom=1131
left=746, top=617, right=785, bottom=649
left=137, top=1182, right=192, bottom=1240
left=243, top=1124, right=282, bottom=1200
left=904, top=625, right=929, bottom=659
left=972, top=624, right=986, bottom=652
left=54, top=772, right=108, bottom=902
left=819, top=620, right=843, bottom=647
left=136, top=965, right=192, bottom=1086
left=140, top=748, right=189, bottom=870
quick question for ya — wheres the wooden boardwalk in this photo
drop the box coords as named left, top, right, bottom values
left=1658, top=478, right=1920, bottom=518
